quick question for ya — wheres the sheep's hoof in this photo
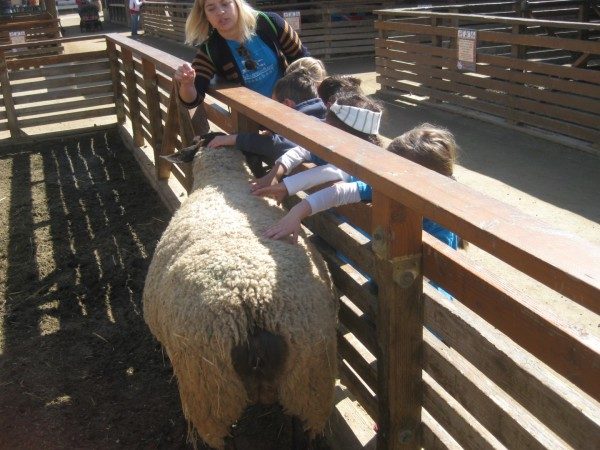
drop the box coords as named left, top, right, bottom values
left=291, top=417, right=311, bottom=450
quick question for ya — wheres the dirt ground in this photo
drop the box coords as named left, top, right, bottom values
left=0, top=130, right=325, bottom=450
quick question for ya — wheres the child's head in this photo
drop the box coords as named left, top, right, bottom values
left=318, top=75, right=364, bottom=107
left=326, top=92, right=383, bottom=146
left=285, top=57, right=327, bottom=84
left=272, top=68, right=318, bottom=107
left=387, top=123, right=458, bottom=177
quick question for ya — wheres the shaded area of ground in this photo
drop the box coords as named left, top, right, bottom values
left=0, top=130, right=322, bottom=449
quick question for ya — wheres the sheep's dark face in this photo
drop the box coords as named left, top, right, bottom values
left=160, top=132, right=227, bottom=164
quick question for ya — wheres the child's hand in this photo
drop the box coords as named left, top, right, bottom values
left=250, top=170, right=277, bottom=191
left=252, top=183, right=288, bottom=204
left=263, top=200, right=311, bottom=244
left=250, top=163, right=286, bottom=191
left=207, top=134, right=236, bottom=148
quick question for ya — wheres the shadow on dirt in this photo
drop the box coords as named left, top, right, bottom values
left=0, top=129, right=330, bottom=450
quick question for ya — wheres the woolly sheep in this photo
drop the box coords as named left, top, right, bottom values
left=143, top=135, right=338, bottom=449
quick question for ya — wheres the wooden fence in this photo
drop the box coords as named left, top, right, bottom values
left=375, top=9, right=600, bottom=151
left=0, top=36, right=115, bottom=137
left=0, top=12, right=63, bottom=59
left=1, top=32, right=599, bottom=450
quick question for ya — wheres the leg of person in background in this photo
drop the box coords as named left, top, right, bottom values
left=131, top=12, right=139, bottom=36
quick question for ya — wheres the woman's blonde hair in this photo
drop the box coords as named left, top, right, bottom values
left=185, top=0, right=258, bottom=46
left=285, top=57, right=327, bottom=83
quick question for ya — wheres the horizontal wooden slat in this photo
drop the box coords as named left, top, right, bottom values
left=304, top=211, right=376, bottom=279
left=422, top=409, right=462, bottom=450
left=8, top=59, right=110, bottom=81
left=15, top=95, right=114, bottom=116
left=378, top=74, right=600, bottom=143
left=339, top=296, right=378, bottom=357
left=312, top=235, right=377, bottom=320
left=12, top=83, right=114, bottom=105
left=338, top=331, right=377, bottom=392
left=11, top=72, right=111, bottom=93
left=422, top=232, right=600, bottom=401
left=424, top=288, right=600, bottom=449
left=17, top=105, right=116, bottom=128
left=6, top=50, right=107, bottom=71
left=424, top=371, right=500, bottom=449
left=423, top=328, right=558, bottom=449
left=339, top=359, right=378, bottom=421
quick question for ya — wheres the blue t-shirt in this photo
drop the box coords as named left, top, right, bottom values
left=227, top=36, right=280, bottom=98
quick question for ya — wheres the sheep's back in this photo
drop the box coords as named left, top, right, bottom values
left=144, top=147, right=336, bottom=354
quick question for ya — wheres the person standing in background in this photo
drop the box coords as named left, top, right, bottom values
left=129, top=0, right=144, bottom=36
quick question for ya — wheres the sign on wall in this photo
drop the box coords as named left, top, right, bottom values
left=9, top=30, right=26, bottom=52
left=457, top=28, right=477, bottom=72
left=283, top=11, right=301, bottom=31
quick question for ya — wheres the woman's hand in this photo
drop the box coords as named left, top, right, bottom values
left=252, top=183, right=288, bottom=204
left=174, top=63, right=196, bottom=86
left=207, top=134, right=237, bottom=148
left=263, top=200, right=312, bottom=244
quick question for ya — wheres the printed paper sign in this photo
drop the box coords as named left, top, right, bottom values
left=457, top=28, right=477, bottom=72
left=9, top=30, right=26, bottom=44
left=9, top=31, right=26, bottom=53
left=283, top=11, right=301, bottom=31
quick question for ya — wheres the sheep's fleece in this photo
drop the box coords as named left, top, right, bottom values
left=143, top=145, right=338, bottom=449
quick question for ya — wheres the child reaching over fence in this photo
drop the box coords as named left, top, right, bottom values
left=250, top=93, right=383, bottom=195
left=285, top=56, right=328, bottom=84
left=256, top=123, right=461, bottom=251
left=206, top=67, right=327, bottom=176
left=317, top=75, right=364, bottom=107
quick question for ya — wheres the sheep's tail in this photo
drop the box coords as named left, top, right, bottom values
left=231, top=328, right=287, bottom=404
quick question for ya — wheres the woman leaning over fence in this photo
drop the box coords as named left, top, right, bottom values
left=175, top=0, right=309, bottom=108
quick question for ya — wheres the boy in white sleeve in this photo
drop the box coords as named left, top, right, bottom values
left=250, top=93, right=383, bottom=196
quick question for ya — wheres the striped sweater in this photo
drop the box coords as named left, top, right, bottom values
left=183, top=11, right=309, bottom=108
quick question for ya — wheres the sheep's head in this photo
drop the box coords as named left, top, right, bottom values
left=160, top=132, right=227, bottom=164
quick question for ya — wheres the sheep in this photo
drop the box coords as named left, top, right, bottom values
left=143, top=134, right=338, bottom=449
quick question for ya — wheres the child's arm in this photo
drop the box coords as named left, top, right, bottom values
left=249, top=145, right=312, bottom=191
left=263, top=181, right=367, bottom=242
left=235, top=132, right=297, bottom=160
left=252, top=164, right=349, bottom=203
left=206, top=134, right=237, bottom=148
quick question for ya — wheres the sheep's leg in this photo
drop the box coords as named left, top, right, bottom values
left=291, top=416, right=311, bottom=450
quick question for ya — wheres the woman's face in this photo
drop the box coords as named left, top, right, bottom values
left=204, top=0, right=239, bottom=36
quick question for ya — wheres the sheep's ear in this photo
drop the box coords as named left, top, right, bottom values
left=160, top=145, right=199, bottom=164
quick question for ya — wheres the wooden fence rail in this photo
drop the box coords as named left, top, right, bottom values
left=375, top=9, right=600, bottom=152
left=2, top=32, right=598, bottom=450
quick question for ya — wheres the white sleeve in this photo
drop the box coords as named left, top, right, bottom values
left=306, top=182, right=362, bottom=215
left=282, top=164, right=351, bottom=196
left=275, top=146, right=312, bottom=174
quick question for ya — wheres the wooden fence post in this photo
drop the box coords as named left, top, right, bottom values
left=142, top=58, right=164, bottom=166
left=106, top=40, right=126, bottom=124
left=158, top=89, right=179, bottom=181
left=0, top=51, right=21, bottom=138
left=122, top=47, right=144, bottom=147
left=372, top=190, right=423, bottom=450
left=231, top=109, right=263, bottom=176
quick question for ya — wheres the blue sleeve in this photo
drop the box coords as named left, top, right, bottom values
left=236, top=133, right=297, bottom=159
left=423, top=218, right=459, bottom=250
left=347, top=176, right=372, bottom=201
left=355, top=181, right=372, bottom=201
left=310, top=154, right=328, bottom=166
